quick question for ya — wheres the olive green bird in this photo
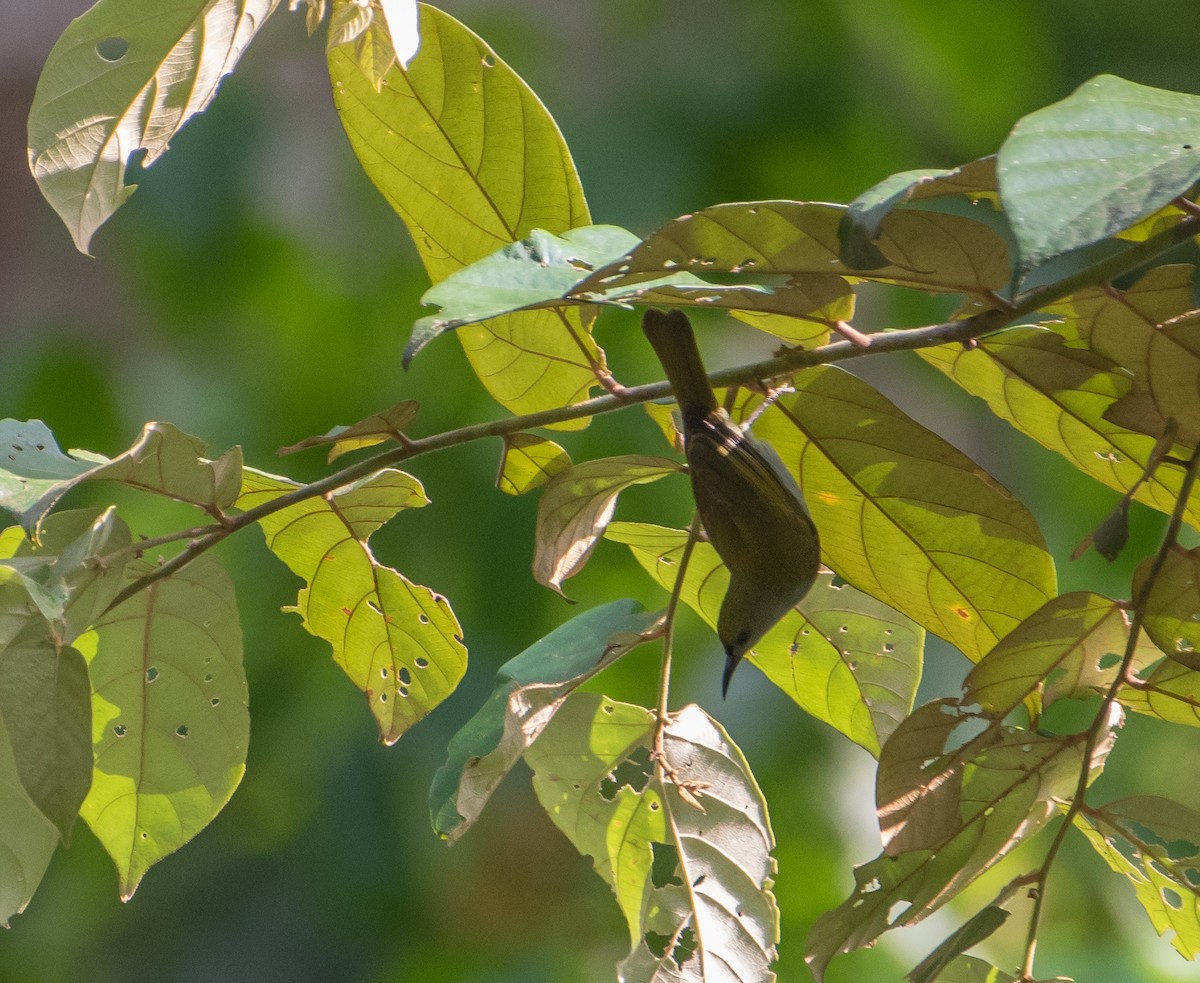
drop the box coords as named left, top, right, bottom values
left=643, top=309, right=820, bottom=695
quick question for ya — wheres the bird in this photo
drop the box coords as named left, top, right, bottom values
left=642, top=308, right=821, bottom=695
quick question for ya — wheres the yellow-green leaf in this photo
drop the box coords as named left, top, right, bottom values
left=496, top=433, right=570, bottom=496
left=277, top=399, right=419, bottom=463
left=755, top=367, right=1056, bottom=662
left=80, top=554, right=248, bottom=899
left=239, top=467, right=465, bottom=743
left=329, top=4, right=600, bottom=425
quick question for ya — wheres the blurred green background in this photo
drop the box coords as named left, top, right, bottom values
left=3, top=2, right=1199, bottom=981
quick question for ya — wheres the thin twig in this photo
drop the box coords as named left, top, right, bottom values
left=98, top=212, right=1200, bottom=616
left=1020, top=441, right=1200, bottom=981
left=653, top=513, right=704, bottom=767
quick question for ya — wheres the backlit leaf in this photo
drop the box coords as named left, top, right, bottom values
left=28, top=0, right=279, bottom=253
left=496, top=433, right=571, bottom=496
left=525, top=694, right=778, bottom=982
left=1075, top=796, right=1200, bottom=960
left=0, top=420, right=95, bottom=521
left=905, top=905, right=1010, bottom=983
left=964, top=591, right=1157, bottom=717
left=806, top=701, right=1121, bottom=981
left=239, top=467, right=465, bottom=743
left=1135, top=546, right=1200, bottom=668
left=80, top=554, right=248, bottom=899
left=754, top=367, right=1056, bottom=662
left=18, top=422, right=243, bottom=537
left=580, top=200, right=1010, bottom=297
left=921, top=327, right=1200, bottom=529
left=330, top=5, right=600, bottom=425
left=278, top=399, right=419, bottom=462
left=429, top=599, right=660, bottom=843
left=533, top=456, right=682, bottom=595
left=998, top=75, right=1200, bottom=277
left=605, top=522, right=922, bottom=754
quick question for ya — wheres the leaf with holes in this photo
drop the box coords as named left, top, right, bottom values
left=525, top=694, right=778, bottom=983
left=806, top=700, right=1121, bottom=981
left=330, top=5, right=600, bottom=427
left=533, top=456, right=682, bottom=596
left=964, top=591, right=1160, bottom=718
left=604, top=522, right=922, bottom=754
left=0, top=712, right=60, bottom=928
left=998, top=74, right=1200, bottom=277
left=17, top=422, right=242, bottom=538
left=497, top=433, right=571, bottom=496
left=578, top=199, right=1010, bottom=298
left=239, top=467, right=465, bottom=743
left=28, top=0, right=279, bottom=253
left=752, top=366, right=1056, bottom=663
left=278, top=399, right=419, bottom=462
left=1134, top=546, right=1200, bottom=668
left=429, top=599, right=660, bottom=843
left=921, top=327, right=1200, bottom=529
left=79, top=553, right=248, bottom=899
left=0, top=420, right=96, bottom=521
left=1075, top=796, right=1200, bottom=960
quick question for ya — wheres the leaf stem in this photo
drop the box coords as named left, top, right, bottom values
left=99, top=213, right=1200, bottom=615
left=653, top=513, right=703, bottom=766
left=1019, top=439, right=1200, bottom=981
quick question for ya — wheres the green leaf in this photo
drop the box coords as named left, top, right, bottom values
left=0, top=508, right=133, bottom=643
left=1075, top=795, right=1200, bottom=960
left=580, top=200, right=1011, bottom=297
left=278, top=399, right=419, bottom=463
left=1136, top=546, right=1200, bottom=668
left=27, top=0, right=279, bottom=254
left=525, top=694, right=779, bottom=981
left=408, top=226, right=637, bottom=360
left=0, top=420, right=95, bottom=520
left=964, top=591, right=1157, bottom=717
left=906, top=905, right=1010, bottom=983
left=0, top=712, right=60, bottom=928
left=840, top=157, right=998, bottom=270
left=806, top=700, right=1120, bottom=981
left=1045, top=265, right=1200, bottom=446
left=921, top=327, right=1200, bottom=529
left=605, top=522, right=922, bottom=754
left=239, top=467, right=465, bottom=743
left=16, top=422, right=242, bottom=537
left=329, top=5, right=600, bottom=426
left=533, top=456, right=682, bottom=596
left=915, top=955, right=1018, bottom=983
left=753, top=367, right=1056, bottom=663
left=410, top=224, right=855, bottom=353
left=0, top=616, right=92, bottom=842
left=429, top=599, right=660, bottom=843
left=79, top=553, right=248, bottom=899
left=998, top=74, right=1200, bottom=277
left=1120, top=657, right=1200, bottom=727
left=496, top=433, right=571, bottom=496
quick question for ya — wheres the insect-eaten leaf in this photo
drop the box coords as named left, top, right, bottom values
left=239, top=467, right=465, bottom=743
left=428, top=599, right=660, bottom=843
left=525, top=694, right=778, bottom=982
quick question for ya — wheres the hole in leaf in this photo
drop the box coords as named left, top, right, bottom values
left=1162, top=887, right=1183, bottom=910
left=671, top=926, right=697, bottom=968
left=599, top=746, right=653, bottom=799
left=146, top=666, right=159, bottom=683
left=204, top=672, right=214, bottom=682
left=1185, top=866, right=1200, bottom=887
left=882, top=642, right=895, bottom=653
left=398, top=686, right=409, bottom=698
left=380, top=666, right=389, bottom=679
left=113, top=724, right=127, bottom=738
left=414, top=656, right=429, bottom=669
left=644, top=931, right=671, bottom=959
left=211, top=697, right=220, bottom=707
left=418, top=613, right=430, bottom=625
left=96, top=37, right=128, bottom=61
left=481, top=54, right=495, bottom=67
left=1166, top=838, right=1199, bottom=861
left=176, top=725, right=189, bottom=738
left=398, top=666, right=412, bottom=686
left=650, top=842, right=683, bottom=888
left=379, top=692, right=388, bottom=703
